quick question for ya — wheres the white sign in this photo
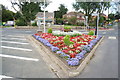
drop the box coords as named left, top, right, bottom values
left=37, top=20, right=41, bottom=26
left=92, top=13, right=99, bottom=16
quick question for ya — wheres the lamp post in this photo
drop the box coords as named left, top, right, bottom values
left=43, top=0, right=46, bottom=33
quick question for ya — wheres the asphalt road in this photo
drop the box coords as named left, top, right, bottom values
left=75, top=23, right=118, bottom=78
left=0, top=28, right=57, bottom=78
left=0, top=23, right=119, bottom=79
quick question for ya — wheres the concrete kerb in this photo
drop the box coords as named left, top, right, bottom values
left=26, top=35, right=104, bottom=78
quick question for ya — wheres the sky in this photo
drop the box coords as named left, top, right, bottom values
left=0, top=0, right=116, bottom=16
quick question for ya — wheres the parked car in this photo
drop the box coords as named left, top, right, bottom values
left=3, top=21, right=14, bottom=26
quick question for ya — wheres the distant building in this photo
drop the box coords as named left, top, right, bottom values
left=63, top=12, right=85, bottom=23
left=35, top=12, right=54, bottom=25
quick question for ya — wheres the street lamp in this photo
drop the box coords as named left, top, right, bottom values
left=43, top=0, right=46, bottom=33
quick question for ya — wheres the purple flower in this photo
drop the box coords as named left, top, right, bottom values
left=81, top=50, right=87, bottom=55
left=32, top=35, right=36, bottom=37
left=88, top=44, right=93, bottom=49
left=75, top=55, right=82, bottom=60
left=67, top=58, right=79, bottom=66
left=76, top=53, right=84, bottom=59
left=46, top=43, right=52, bottom=47
left=51, top=46, right=59, bottom=52
left=35, top=36, right=40, bottom=40
left=56, top=51, right=63, bottom=54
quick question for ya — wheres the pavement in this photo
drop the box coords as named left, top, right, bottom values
left=0, top=23, right=119, bottom=79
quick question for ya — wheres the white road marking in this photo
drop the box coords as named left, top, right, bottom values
left=25, top=31, right=31, bottom=32
left=82, top=32, right=88, bottom=33
left=103, top=32, right=106, bottom=34
left=108, top=36, right=117, bottom=39
left=1, top=41, right=29, bottom=45
left=2, top=35, right=24, bottom=38
left=1, top=46, right=32, bottom=51
left=0, top=54, right=39, bottom=61
left=0, top=75, right=13, bottom=79
left=2, top=37, right=26, bottom=41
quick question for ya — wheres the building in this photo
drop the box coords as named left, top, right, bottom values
left=35, top=12, right=54, bottom=25
left=63, top=12, right=85, bottom=23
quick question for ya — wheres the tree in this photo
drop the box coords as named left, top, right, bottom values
left=72, top=2, right=111, bottom=23
left=115, top=11, right=120, bottom=20
left=68, top=16, right=77, bottom=25
left=58, top=4, right=68, bottom=18
left=11, top=1, right=49, bottom=25
left=2, top=5, right=15, bottom=22
left=54, top=4, right=68, bottom=24
left=108, top=13, right=115, bottom=20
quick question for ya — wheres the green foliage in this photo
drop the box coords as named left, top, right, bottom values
left=88, top=31, right=94, bottom=35
left=54, top=4, right=68, bottom=24
left=73, top=2, right=111, bottom=23
left=11, top=2, right=48, bottom=25
left=2, top=5, right=15, bottom=22
left=58, top=4, right=68, bottom=18
left=64, top=35, right=74, bottom=46
left=47, top=28, right=52, bottom=33
left=108, top=13, right=115, bottom=20
left=64, top=26, right=72, bottom=29
left=32, top=22, right=37, bottom=26
left=68, top=16, right=77, bottom=25
left=15, top=19, right=27, bottom=26
left=71, top=33, right=82, bottom=37
left=99, top=16, right=106, bottom=23
left=89, top=22, right=96, bottom=26
left=77, top=22, right=84, bottom=26
left=55, top=18, right=63, bottom=24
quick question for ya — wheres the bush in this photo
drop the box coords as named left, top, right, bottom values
left=77, top=22, right=84, bottom=26
left=88, top=31, right=94, bottom=35
left=64, top=35, right=74, bottom=46
left=89, top=22, right=96, bottom=26
left=32, top=22, right=37, bottom=26
left=64, top=26, right=72, bottom=30
left=47, top=28, right=52, bottom=33
left=15, top=19, right=27, bottom=26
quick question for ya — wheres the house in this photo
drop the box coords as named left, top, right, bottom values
left=63, top=12, right=85, bottom=23
left=35, top=12, right=54, bottom=25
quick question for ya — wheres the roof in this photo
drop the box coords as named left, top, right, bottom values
left=36, top=12, right=54, bottom=17
left=66, top=12, right=85, bottom=16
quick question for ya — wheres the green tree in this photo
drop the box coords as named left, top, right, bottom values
left=2, top=5, right=15, bottom=22
left=108, top=13, right=115, bottom=20
left=54, top=4, right=68, bottom=24
left=68, top=16, right=77, bottom=25
left=58, top=4, right=68, bottom=18
left=11, top=1, right=49, bottom=25
left=72, top=2, right=111, bottom=23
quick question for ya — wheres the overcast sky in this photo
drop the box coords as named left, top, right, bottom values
left=0, top=0, right=116, bottom=15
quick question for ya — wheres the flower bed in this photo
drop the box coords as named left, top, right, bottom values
left=52, top=30, right=82, bottom=36
left=32, top=33, right=102, bottom=66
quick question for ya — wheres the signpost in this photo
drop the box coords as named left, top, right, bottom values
left=37, top=19, right=41, bottom=30
left=85, top=16, right=88, bottom=31
left=92, top=13, right=99, bottom=36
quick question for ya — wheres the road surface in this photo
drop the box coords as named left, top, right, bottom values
left=0, top=23, right=119, bottom=79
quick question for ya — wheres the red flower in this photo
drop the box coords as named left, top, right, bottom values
left=70, top=53, right=76, bottom=58
left=62, top=50, right=68, bottom=53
